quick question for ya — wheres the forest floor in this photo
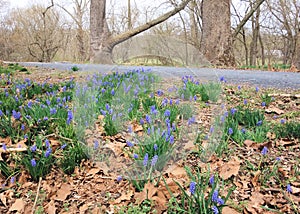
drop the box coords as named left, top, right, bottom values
left=0, top=66, right=299, bottom=214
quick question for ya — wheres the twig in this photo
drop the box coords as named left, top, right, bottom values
left=31, top=177, right=42, bottom=214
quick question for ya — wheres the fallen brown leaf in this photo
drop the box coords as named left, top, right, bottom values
left=54, top=183, right=72, bottom=201
left=135, top=182, right=157, bottom=204
left=219, top=157, right=241, bottom=180
left=9, top=198, right=25, bottom=212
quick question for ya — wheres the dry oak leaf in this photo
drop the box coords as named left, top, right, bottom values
left=54, top=183, right=72, bottom=201
left=166, top=164, right=186, bottom=178
left=219, top=157, right=241, bottom=180
left=265, top=107, right=284, bottom=115
left=46, top=200, right=56, bottom=214
left=0, top=192, right=7, bottom=207
left=135, top=182, right=157, bottom=205
left=9, top=198, right=25, bottom=212
left=222, top=206, right=240, bottom=214
left=113, top=190, right=134, bottom=204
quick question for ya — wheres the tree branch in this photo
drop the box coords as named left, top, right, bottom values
left=232, top=0, right=265, bottom=40
left=107, top=0, right=192, bottom=48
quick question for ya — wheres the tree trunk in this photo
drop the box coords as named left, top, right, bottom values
left=293, top=30, right=300, bottom=70
left=200, top=0, right=234, bottom=66
left=249, top=6, right=260, bottom=66
left=90, top=0, right=192, bottom=64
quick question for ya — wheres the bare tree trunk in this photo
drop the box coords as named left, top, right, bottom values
left=90, top=0, right=192, bottom=64
left=249, top=5, right=260, bottom=66
left=200, top=0, right=234, bottom=66
left=259, top=34, right=265, bottom=65
left=128, top=0, right=132, bottom=30
left=293, top=30, right=300, bottom=70
left=90, top=0, right=112, bottom=64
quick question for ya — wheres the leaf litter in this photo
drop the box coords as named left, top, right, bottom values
left=0, top=68, right=299, bottom=213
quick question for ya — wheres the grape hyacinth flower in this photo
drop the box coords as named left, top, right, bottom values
left=189, top=181, right=196, bottom=195
left=153, top=144, right=158, bottom=151
left=228, top=128, right=233, bottom=135
left=2, top=144, right=7, bottom=151
left=10, top=176, right=15, bottom=184
left=67, top=110, right=73, bottom=125
left=261, top=146, right=268, bottom=155
left=280, top=119, right=286, bottom=124
left=287, top=184, right=292, bottom=193
left=151, top=155, right=158, bottom=166
left=116, top=175, right=122, bottom=182
left=212, top=206, right=219, bottom=214
left=164, top=109, right=171, bottom=117
left=212, top=189, right=219, bottom=202
left=45, top=139, right=50, bottom=148
left=133, top=154, right=138, bottom=159
left=143, top=153, right=149, bottom=167
left=12, top=110, right=21, bottom=120
left=209, top=175, right=215, bottom=185
left=30, top=145, right=37, bottom=152
left=31, top=159, right=37, bottom=167
left=126, top=141, right=134, bottom=147
left=256, top=120, right=263, bottom=126
left=50, top=108, right=57, bottom=115
left=94, top=140, right=99, bottom=150
left=261, top=102, right=266, bottom=107
left=61, top=144, right=67, bottom=150
left=44, top=148, right=52, bottom=158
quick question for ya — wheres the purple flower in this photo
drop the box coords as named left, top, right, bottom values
left=220, top=76, right=226, bottom=82
left=94, top=140, right=99, bottom=150
left=126, top=141, right=134, bottom=147
left=10, top=176, right=15, bottom=184
left=212, top=189, right=219, bottom=202
left=212, top=206, right=219, bottom=214
left=238, top=85, right=241, bottom=90
left=157, top=89, right=163, bottom=96
left=164, top=109, right=171, bottom=117
left=12, top=110, right=21, bottom=120
left=209, top=175, right=215, bottom=185
left=105, top=103, right=110, bottom=111
left=230, top=108, right=237, bottom=115
left=151, top=155, right=158, bottom=166
left=193, top=95, right=197, bottom=101
left=45, top=139, right=50, bottom=148
left=50, top=108, right=57, bottom=115
left=241, top=128, right=246, bottom=134
left=2, top=143, right=7, bottom=151
left=228, top=128, right=233, bottom=135
left=21, top=124, right=25, bottom=131
left=256, top=120, right=263, bottom=126
left=43, top=116, right=48, bottom=121
left=44, top=148, right=52, bottom=158
left=169, top=135, right=174, bottom=144
left=255, top=86, right=259, bottom=92
left=145, top=115, right=151, bottom=124
left=31, top=159, right=37, bottom=167
left=111, top=89, right=115, bottom=96
left=154, top=144, right=158, bottom=151
left=133, top=153, right=138, bottom=159
left=287, top=184, right=292, bottom=193
left=30, top=145, right=37, bottom=152
left=243, top=99, right=248, bottom=105
left=217, top=197, right=224, bottom=205
left=116, top=175, right=122, bottom=182
left=189, top=181, right=196, bottom=195
left=276, top=157, right=281, bottom=161
left=280, top=119, right=286, bottom=124
left=100, top=110, right=106, bottom=116
left=188, top=116, right=196, bottom=125
left=261, top=102, right=266, bottom=107
left=140, top=119, right=144, bottom=125
left=143, top=153, right=149, bottom=167
left=67, top=110, right=73, bottom=125
left=261, top=146, right=268, bottom=155
left=61, top=144, right=67, bottom=150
